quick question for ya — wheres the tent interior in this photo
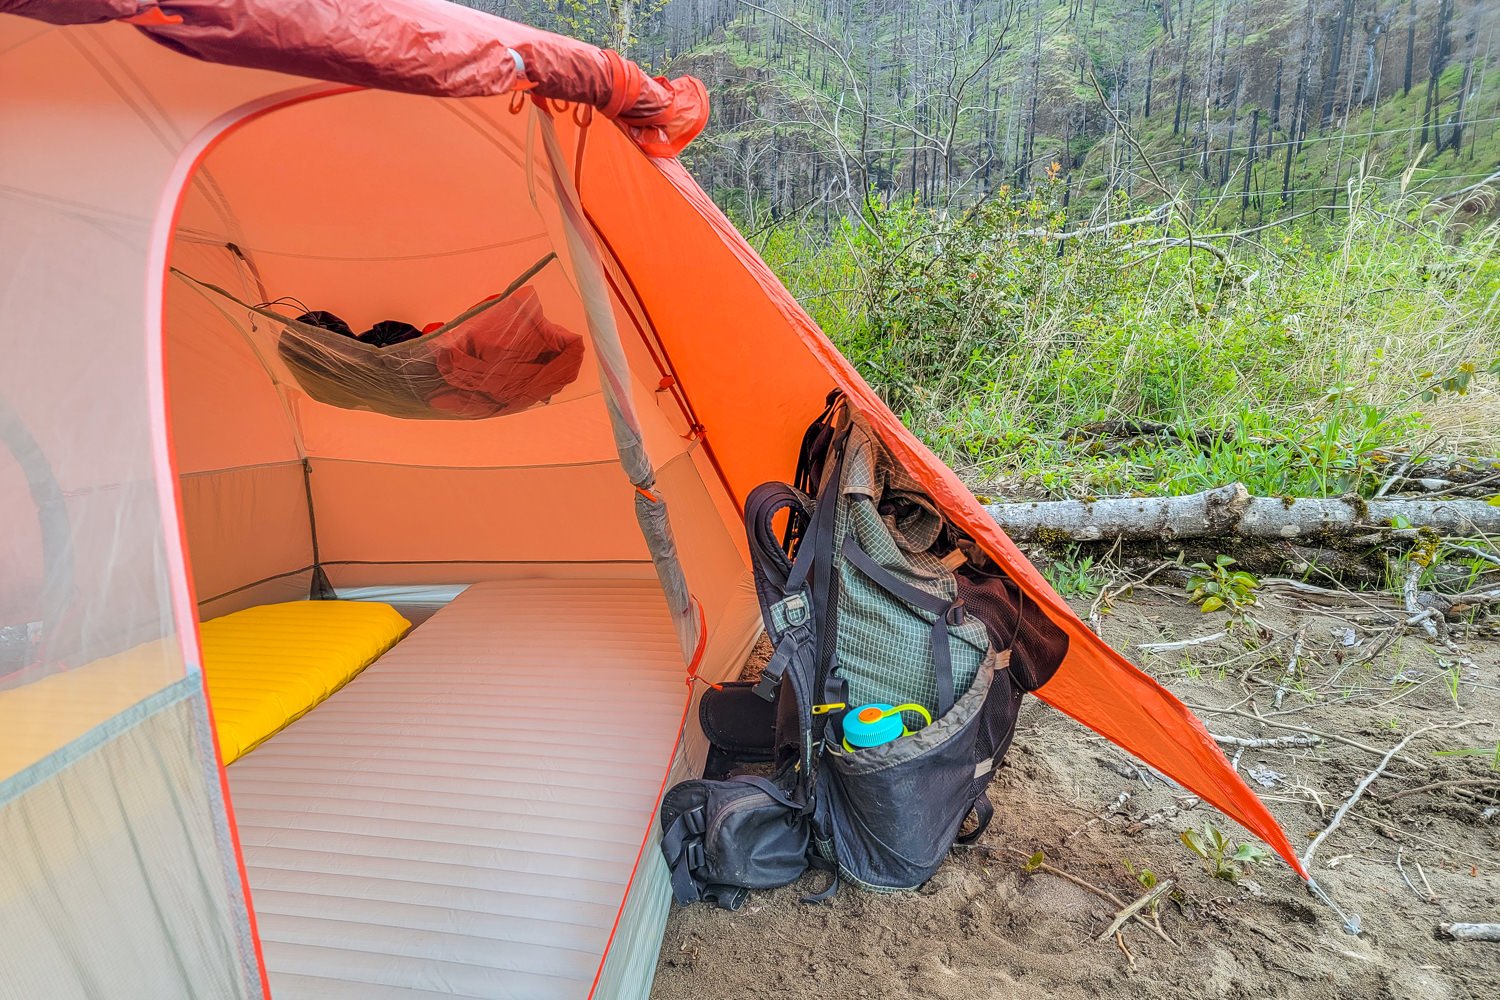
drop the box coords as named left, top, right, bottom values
left=164, top=87, right=763, bottom=997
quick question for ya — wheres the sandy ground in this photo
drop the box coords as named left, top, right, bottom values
left=651, top=588, right=1499, bottom=1000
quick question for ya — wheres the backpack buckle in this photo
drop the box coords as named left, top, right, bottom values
left=683, top=806, right=706, bottom=836
left=771, top=593, right=810, bottom=631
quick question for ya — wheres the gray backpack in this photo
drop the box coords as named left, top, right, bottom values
left=660, top=391, right=1066, bottom=906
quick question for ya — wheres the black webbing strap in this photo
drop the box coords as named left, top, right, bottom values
left=799, top=853, right=841, bottom=904
left=729, top=774, right=803, bottom=810
left=746, top=428, right=848, bottom=705
left=744, top=483, right=804, bottom=597
left=700, top=884, right=748, bottom=910
left=786, top=436, right=844, bottom=596
left=840, top=530, right=961, bottom=717
left=803, top=428, right=851, bottom=714
left=661, top=806, right=707, bottom=903
left=955, top=792, right=995, bottom=845
left=800, top=872, right=841, bottom=904
left=785, top=389, right=844, bottom=554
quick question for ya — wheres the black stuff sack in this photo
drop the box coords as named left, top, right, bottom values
left=659, top=775, right=810, bottom=911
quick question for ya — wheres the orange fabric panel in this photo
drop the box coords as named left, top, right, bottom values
left=575, top=125, right=834, bottom=508
left=165, top=240, right=303, bottom=475
left=306, top=459, right=649, bottom=565
left=0, top=1, right=707, bottom=160
left=653, top=451, right=749, bottom=623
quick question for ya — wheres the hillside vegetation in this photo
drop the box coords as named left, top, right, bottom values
left=754, top=182, right=1500, bottom=501
left=597, top=0, right=1495, bottom=224
left=464, top=0, right=1499, bottom=503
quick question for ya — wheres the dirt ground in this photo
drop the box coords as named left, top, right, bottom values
left=651, top=588, right=1500, bottom=1000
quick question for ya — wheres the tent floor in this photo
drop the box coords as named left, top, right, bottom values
left=226, top=577, right=689, bottom=1000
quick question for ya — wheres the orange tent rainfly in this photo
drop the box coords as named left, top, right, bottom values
left=0, top=2, right=1303, bottom=998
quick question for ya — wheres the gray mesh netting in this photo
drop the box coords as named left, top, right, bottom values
left=174, top=253, right=584, bottom=421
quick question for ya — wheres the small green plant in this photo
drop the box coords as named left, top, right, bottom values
left=1044, top=553, right=1106, bottom=597
left=1187, top=555, right=1259, bottom=615
left=1444, top=661, right=1463, bottom=708
left=1180, top=822, right=1269, bottom=882
left=1434, top=741, right=1500, bottom=770
left=1123, top=859, right=1158, bottom=891
left=1415, top=360, right=1500, bottom=403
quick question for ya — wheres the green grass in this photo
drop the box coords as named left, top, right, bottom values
left=753, top=182, right=1500, bottom=499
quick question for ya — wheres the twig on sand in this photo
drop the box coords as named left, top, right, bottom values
left=1190, top=628, right=1301, bottom=676
left=1438, top=923, right=1500, bottom=942
left=1191, top=708, right=1429, bottom=768
left=1088, top=560, right=1175, bottom=636
left=1272, top=628, right=1307, bottom=710
left=996, top=848, right=1175, bottom=946
left=1395, top=848, right=1435, bottom=903
left=1379, top=778, right=1500, bottom=804
left=1139, top=631, right=1228, bottom=654
left=1114, top=931, right=1137, bottom=970
left=1065, top=791, right=1132, bottom=841
left=1302, top=721, right=1490, bottom=874
left=1126, top=798, right=1199, bottom=833
left=1211, top=732, right=1321, bottom=750
left=1360, top=815, right=1493, bottom=865
left=1097, top=879, right=1176, bottom=942
left=1415, top=859, right=1437, bottom=902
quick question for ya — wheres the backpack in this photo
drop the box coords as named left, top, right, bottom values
left=660, top=391, right=1068, bottom=906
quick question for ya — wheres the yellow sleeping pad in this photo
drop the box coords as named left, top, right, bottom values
left=200, top=601, right=411, bottom=764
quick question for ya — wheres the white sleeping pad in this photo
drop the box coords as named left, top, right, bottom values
left=226, top=578, right=688, bottom=999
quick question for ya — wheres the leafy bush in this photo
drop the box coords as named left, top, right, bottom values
left=754, top=181, right=1500, bottom=500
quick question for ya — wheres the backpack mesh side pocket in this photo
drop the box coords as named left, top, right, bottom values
left=821, top=651, right=1011, bottom=890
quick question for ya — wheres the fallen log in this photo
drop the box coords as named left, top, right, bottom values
left=1365, top=450, right=1500, bottom=498
left=985, top=483, right=1500, bottom=543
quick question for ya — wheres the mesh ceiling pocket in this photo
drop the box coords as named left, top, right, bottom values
left=177, top=252, right=584, bottom=421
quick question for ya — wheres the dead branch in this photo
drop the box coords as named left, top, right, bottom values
left=1404, top=564, right=1454, bottom=648
left=1199, top=708, right=1431, bottom=768
left=1258, top=578, right=1404, bottom=608
left=1272, top=628, right=1307, bottom=710
left=1429, top=168, right=1500, bottom=210
left=1097, top=879, right=1176, bottom=942
left=1438, top=923, right=1500, bottom=942
left=1379, top=778, right=1500, bottom=804
left=986, top=483, right=1500, bottom=542
left=1016, top=206, right=1170, bottom=240
left=1363, top=449, right=1500, bottom=497
left=1211, top=733, right=1320, bottom=749
left=1301, top=721, right=1491, bottom=874
left=1119, top=236, right=1233, bottom=264
left=1138, top=631, right=1229, bottom=654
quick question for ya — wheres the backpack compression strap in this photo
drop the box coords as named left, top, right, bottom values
left=839, top=524, right=963, bottom=717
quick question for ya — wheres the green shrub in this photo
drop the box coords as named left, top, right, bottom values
left=755, top=182, right=1500, bottom=499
